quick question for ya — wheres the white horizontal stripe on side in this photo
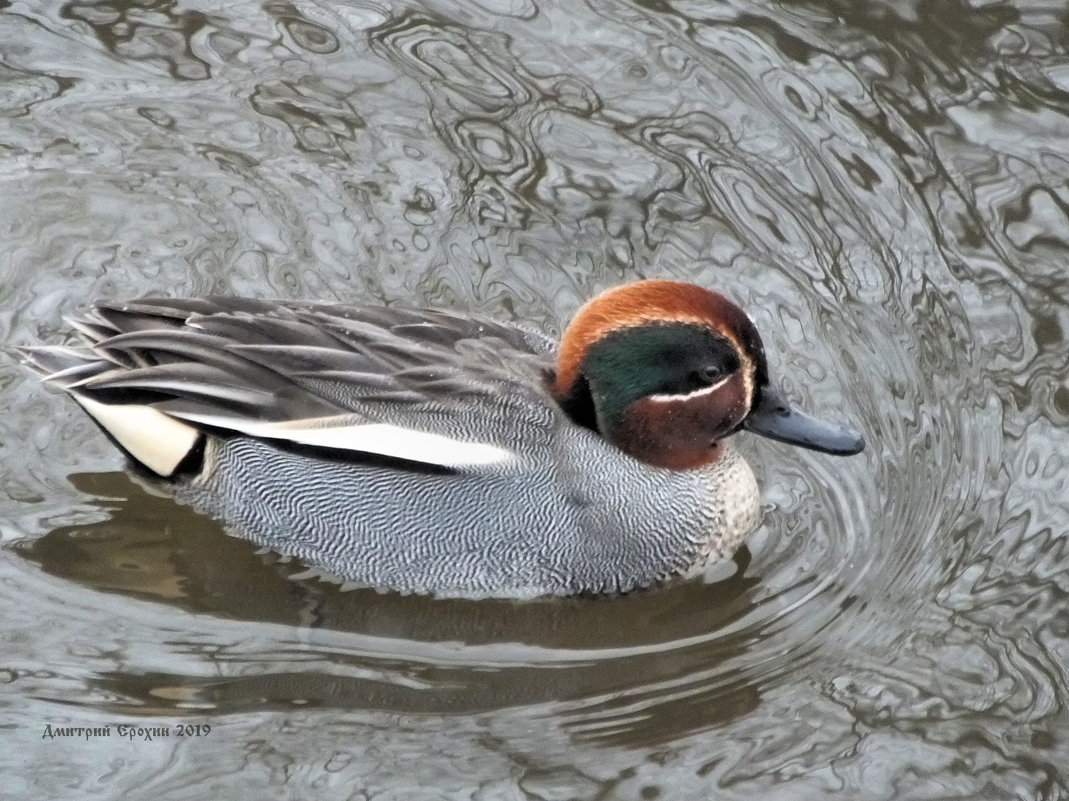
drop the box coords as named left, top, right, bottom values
left=170, top=412, right=514, bottom=468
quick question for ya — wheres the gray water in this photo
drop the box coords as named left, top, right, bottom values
left=1, top=0, right=1067, bottom=798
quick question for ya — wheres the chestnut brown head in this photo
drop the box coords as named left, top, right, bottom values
left=553, top=280, right=864, bottom=469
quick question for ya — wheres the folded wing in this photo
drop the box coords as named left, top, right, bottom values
left=20, top=297, right=560, bottom=476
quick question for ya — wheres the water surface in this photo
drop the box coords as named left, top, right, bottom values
left=2, top=0, right=1068, bottom=798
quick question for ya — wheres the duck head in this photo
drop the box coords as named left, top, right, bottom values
left=553, top=280, right=865, bottom=469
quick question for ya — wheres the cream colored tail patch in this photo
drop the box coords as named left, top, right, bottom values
left=73, top=395, right=201, bottom=477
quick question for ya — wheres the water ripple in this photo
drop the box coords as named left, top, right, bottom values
left=2, top=0, right=1069, bottom=797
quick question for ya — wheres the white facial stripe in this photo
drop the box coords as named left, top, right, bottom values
left=739, top=352, right=755, bottom=406
left=708, top=322, right=756, bottom=406
left=647, top=375, right=731, bottom=404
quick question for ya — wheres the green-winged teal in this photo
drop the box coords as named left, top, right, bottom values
left=20, top=280, right=864, bottom=598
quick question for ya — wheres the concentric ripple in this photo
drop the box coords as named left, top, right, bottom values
left=2, top=0, right=1068, bottom=798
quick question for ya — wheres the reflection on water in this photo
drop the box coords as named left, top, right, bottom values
left=25, top=472, right=763, bottom=643
left=22, top=471, right=765, bottom=743
left=1, top=0, right=1068, bottom=798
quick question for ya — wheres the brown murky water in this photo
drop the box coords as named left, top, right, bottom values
left=2, top=0, right=1068, bottom=798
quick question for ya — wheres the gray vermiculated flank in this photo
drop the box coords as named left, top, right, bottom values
left=179, top=433, right=758, bottom=598
left=25, top=297, right=761, bottom=598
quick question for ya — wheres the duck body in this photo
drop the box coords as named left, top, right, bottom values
left=21, top=281, right=862, bottom=598
left=187, top=418, right=759, bottom=597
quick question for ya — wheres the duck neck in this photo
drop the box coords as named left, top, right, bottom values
left=554, top=373, right=602, bottom=434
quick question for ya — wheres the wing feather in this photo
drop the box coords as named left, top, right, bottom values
left=25, top=296, right=561, bottom=471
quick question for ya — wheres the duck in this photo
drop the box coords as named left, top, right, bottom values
left=19, top=280, right=864, bottom=598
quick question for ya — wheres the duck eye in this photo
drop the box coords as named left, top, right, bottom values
left=697, top=365, right=723, bottom=385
